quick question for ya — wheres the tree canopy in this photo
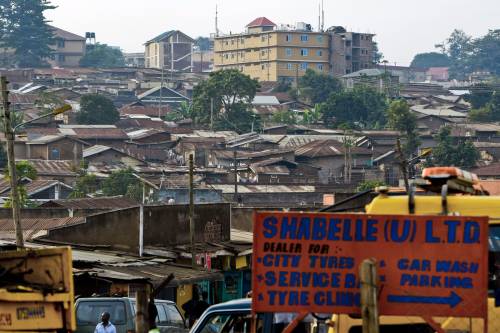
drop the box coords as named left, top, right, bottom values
left=319, top=85, right=387, bottom=129
left=102, top=168, right=142, bottom=201
left=0, top=0, right=55, bottom=67
left=299, top=69, right=343, bottom=105
left=410, top=52, right=451, bottom=68
left=469, top=90, right=500, bottom=122
left=192, top=69, right=260, bottom=133
left=3, top=161, right=38, bottom=208
left=386, top=99, right=420, bottom=157
left=76, top=94, right=120, bottom=125
left=195, top=37, right=211, bottom=51
left=429, top=126, right=479, bottom=169
left=79, top=43, right=125, bottom=68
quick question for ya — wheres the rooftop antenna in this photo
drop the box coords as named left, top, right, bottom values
left=318, top=3, right=321, bottom=32
left=215, top=4, right=219, bottom=37
left=321, top=0, right=325, bottom=32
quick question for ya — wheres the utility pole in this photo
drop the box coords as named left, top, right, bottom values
left=396, top=139, right=409, bottom=192
left=233, top=151, right=238, bottom=204
left=0, top=76, right=23, bottom=249
left=189, top=154, right=195, bottom=269
left=135, top=284, right=149, bottom=333
left=210, top=98, right=214, bottom=131
left=359, top=259, right=379, bottom=333
left=159, top=66, right=164, bottom=118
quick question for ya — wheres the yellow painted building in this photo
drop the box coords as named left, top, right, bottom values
left=214, top=17, right=330, bottom=82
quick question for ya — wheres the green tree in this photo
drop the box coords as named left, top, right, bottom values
left=319, top=85, right=387, bottom=129
left=70, top=172, right=98, bottom=198
left=0, top=0, right=55, bottom=67
left=410, top=52, right=451, bottom=68
left=356, top=179, right=385, bottom=192
left=0, top=145, right=7, bottom=169
left=469, top=29, right=500, bottom=76
left=430, top=126, right=479, bottom=168
left=271, top=110, right=297, bottom=125
left=469, top=90, right=500, bottom=122
left=301, top=106, right=322, bottom=125
left=465, top=85, right=494, bottom=109
left=192, top=69, right=259, bottom=132
left=76, top=94, right=119, bottom=125
left=386, top=99, right=420, bottom=157
left=372, top=42, right=383, bottom=64
left=446, top=29, right=473, bottom=80
left=102, top=168, right=141, bottom=201
left=79, top=43, right=125, bottom=68
left=3, top=161, right=38, bottom=208
left=36, top=91, right=65, bottom=115
left=299, top=69, right=343, bottom=104
left=195, top=37, right=211, bottom=51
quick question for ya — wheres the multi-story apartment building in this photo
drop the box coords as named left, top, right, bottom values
left=214, top=17, right=376, bottom=82
left=329, top=26, right=375, bottom=74
left=144, top=30, right=195, bottom=71
left=214, top=17, right=330, bottom=82
left=48, top=26, right=86, bottom=67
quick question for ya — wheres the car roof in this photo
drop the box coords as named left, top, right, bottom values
left=76, top=297, right=175, bottom=305
left=206, top=298, right=251, bottom=312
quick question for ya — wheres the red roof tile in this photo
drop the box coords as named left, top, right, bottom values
left=120, top=105, right=170, bottom=118
left=246, top=17, right=276, bottom=27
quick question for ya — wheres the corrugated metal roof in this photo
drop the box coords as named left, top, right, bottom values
left=295, top=139, right=372, bottom=158
left=252, top=95, right=280, bottom=106
left=39, top=197, right=139, bottom=209
left=19, top=159, right=77, bottom=176
left=83, top=145, right=114, bottom=158
left=210, top=184, right=315, bottom=193
left=411, top=105, right=467, bottom=118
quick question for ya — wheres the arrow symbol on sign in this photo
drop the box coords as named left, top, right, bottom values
left=387, top=291, right=462, bottom=308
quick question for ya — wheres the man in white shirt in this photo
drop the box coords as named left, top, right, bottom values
left=94, top=312, right=116, bottom=333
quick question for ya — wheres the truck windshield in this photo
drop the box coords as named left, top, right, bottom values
left=76, top=301, right=126, bottom=325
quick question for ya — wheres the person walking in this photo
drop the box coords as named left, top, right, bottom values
left=94, top=312, right=116, bottom=333
left=182, top=286, right=200, bottom=328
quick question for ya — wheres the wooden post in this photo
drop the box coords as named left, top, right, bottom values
left=189, top=154, right=195, bottom=269
left=396, top=138, right=409, bottom=192
left=359, top=258, right=379, bottom=333
left=135, top=284, right=149, bottom=333
left=233, top=150, right=238, bottom=203
left=0, top=76, right=23, bottom=249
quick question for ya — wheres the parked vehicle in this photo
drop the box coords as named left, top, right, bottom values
left=75, top=297, right=187, bottom=333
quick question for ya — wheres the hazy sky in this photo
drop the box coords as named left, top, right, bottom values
left=46, top=0, right=499, bottom=66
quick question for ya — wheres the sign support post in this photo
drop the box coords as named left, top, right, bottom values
left=360, top=259, right=379, bottom=333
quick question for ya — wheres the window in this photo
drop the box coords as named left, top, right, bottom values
left=300, top=48, right=308, bottom=56
left=300, top=63, right=308, bottom=70
left=76, top=301, right=126, bottom=325
left=317, top=35, right=323, bottom=43
left=195, top=313, right=261, bottom=333
left=50, top=148, right=60, bottom=160
left=240, top=38, right=245, bottom=44
left=300, top=34, right=309, bottom=42
left=261, top=64, right=265, bottom=70
left=287, top=63, right=293, bottom=70
left=231, top=39, right=234, bottom=45
left=261, top=50, right=266, bottom=56
left=164, top=304, right=184, bottom=326
left=285, top=34, right=292, bottom=42
left=156, top=305, right=168, bottom=325
left=56, top=39, right=65, bottom=48
left=231, top=53, right=235, bottom=58
left=261, top=35, right=267, bottom=42
left=317, top=50, right=323, bottom=56
left=58, top=54, right=66, bottom=62
left=285, top=48, right=292, bottom=57
left=317, top=64, right=324, bottom=70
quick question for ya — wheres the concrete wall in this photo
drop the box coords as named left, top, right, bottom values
left=44, top=203, right=231, bottom=251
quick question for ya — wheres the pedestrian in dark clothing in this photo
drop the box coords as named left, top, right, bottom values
left=195, top=291, right=210, bottom=318
left=182, top=287, right=200, bottom=328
